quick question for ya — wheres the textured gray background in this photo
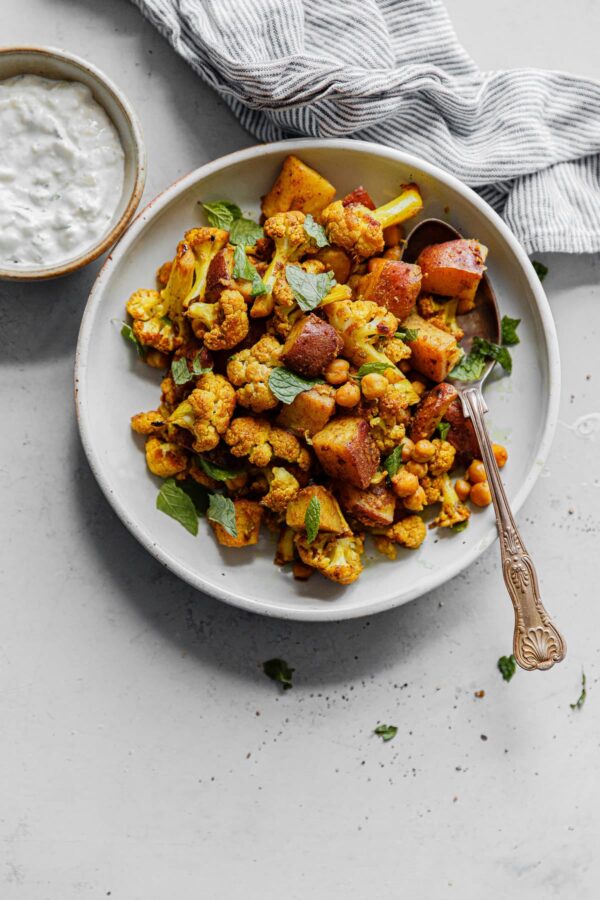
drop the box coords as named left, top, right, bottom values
left=1, top=1, right=600, bottom=897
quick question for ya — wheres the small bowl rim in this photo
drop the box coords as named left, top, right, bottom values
left=0, top=44, right=147, bottom=281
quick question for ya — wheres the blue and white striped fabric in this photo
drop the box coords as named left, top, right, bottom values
left=131, top=0, right=600, bottom=254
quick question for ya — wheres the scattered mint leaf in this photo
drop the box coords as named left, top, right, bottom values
left=269, top=367, right=324, bottom=405
left=451, top=519, right=469, bottom=533
left=472, top=337, right=512, bottom=374
left=285, top=264, right=336, bottom=312
left=121, top=322, right=145, bottom=358
left=531, top=260, right=548, bottom=282
left=229, top=216, right=264, bottom=248
left=156, top=479, right=199, bottom=535
left=357, top=361, right=390, bottom=378
left=171, top=353, right=211, bottom=385
left=263, top=658, right=294, bottom=691
left=201, top=200, right=241, bottom=230
left=303, top=213, right=329, bottom=248
left=198, top=457, right=243, bottom=482
left=450, top=337, right=512, bottom=381
left=436, top=421, right=451, bottom=441
left=374, top=724, right=398, bottom=742
left=207, top=492, right=238, bottom=538
left=498, top=654, right=516, bottom=682
left=395, top=327, right=419, bottom=342
left=570, top=670, right=587, bottom=710
left=180, top=478, right=209, bottom=516
left=384, top=445, right=403, bottom=478
left=232, top=244, right=266, bottom=296
left=501, top=315, right=521, bottom=346
left=304, top=495, right=321, bottom=544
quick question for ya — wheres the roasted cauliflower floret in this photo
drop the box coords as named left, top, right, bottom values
left=182, top=227, right=230, bottom=306
left=144, top=437, right=188, bottom=478
left=366, top=382, right=412, bottom=453
left=295, top=533, right=364, bottom=585
left=428, top=439, right=456, bottom=476
left=325, top=299, right=397, bottom=368
left=131, top=410, right=166, bottom=435
left=373, top=515, right=427, bottom=559
left=187, top=289, right=249, bottom=349
left=126, top=288, right=181, bottom=354
left=261, top=467, right=301, bottom=514
left=168, top=372, right=235, bottom=452
left=225, top=418, right=311, bottom=470
left=227, top=335, right=283, bottom=412
left=432, top=473, right=470, bottom=529
left=251, top=211, right=314, bottom=317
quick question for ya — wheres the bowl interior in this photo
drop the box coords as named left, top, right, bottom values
left=0, top=47, right=144, bottom=279
left=77, top=140, right=558, bottom=620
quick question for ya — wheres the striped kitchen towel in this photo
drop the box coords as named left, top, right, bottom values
left=131, top=0, right=600, bottom=254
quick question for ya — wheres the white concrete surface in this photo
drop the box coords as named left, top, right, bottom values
left=1, top=1, right=600, bottom=897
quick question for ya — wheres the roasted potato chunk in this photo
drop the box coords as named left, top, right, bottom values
left=286, top=485, right=351, bottom=535
left=277, top=384, right=336, bottom=437
left=210, top=499, right=263, bottom=548
left=315, top=246, right=352, bottom=283
left=417, top=239, right=488, bottom=309
left=342, top=185, right=376, bottom=209
left=204, top=246, right=234, bottom=303
left=335, top=481, right=396, bottom=527
left=281, top=313, right=343, bottom=378
left=262, top=155, right=336, bottom=218
left=359, top=258, right=422, bottom=319
left=402, top=313, right=463, bottom=383
left=410, top=382, right=459, bottom=442
left=312, top=417, right=380, bottom=489
left=444, top=397, right=480, bottom=462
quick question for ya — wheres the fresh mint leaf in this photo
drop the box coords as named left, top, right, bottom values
left=263, top=658, right=294, bottom=691
left=450, top=337, right=512, bottom=381
left=304, top=495, right=321, bottom=544
left=472, top=337, right=512, bottom=374
left=570, top=670, right=587, bottom=710
left=303, top=213, right=329, bottom=248
left=497, top=654, right=516, bottom=682
left=396, top=328, right=419, bottom=342
left=384, top=445, right=403, bottom=478
left=501, top=315, right=521, bottom=346
left=357, top=362, right=390, bottom=378
left=374, top=724, right=398, bottom=742
left=198, top=457, right=243, bottom=482
left=285, top=264, right=336, bottom=312
left=232, top=244, right=266, bottom=296
left=201, top=200, right=241, bottom=230
left=436, top=421, right=451, bottom=441
left=156, top=479, right=199, bottom=535
left=121, top=322, right=145, bottom=358
left=269, top=367, right=324, bottom=405
left=451, top=519, right=469, bottom=533
left=180, top=478, right=209, bottom=516
left=171, top=353, right=211, bottom=386
left=531, top=260, right=548, bottom=282
left=229, top=217, right=264, bottom=247
left=207, top=492, right=238, bottom=538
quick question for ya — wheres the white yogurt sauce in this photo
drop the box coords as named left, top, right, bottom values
left=0, top=74, right=125, bottom=268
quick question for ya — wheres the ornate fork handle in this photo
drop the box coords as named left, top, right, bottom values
left=460, top=386, right=566, bottom=671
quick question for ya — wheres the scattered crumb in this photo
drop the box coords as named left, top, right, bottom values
left=480, top=734, right=488, bottom=741
left=474, top=690, right=485, bottom=699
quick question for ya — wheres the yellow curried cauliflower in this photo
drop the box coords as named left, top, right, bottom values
left=321, top=200, right=384, bottom=259
left=225, top=417, right=311, bottom=470
left=373, top=515, right=427, bottom=559
left=261, top=467, right=300, bottom=513
left=168, top=372, right=235, bottom=452
left=295, top=533, right=365, bottom=585
left=367, top=382, right=412, bottom=453
left=187, top=289, right=249, bottom=349
left=432, top=473, right=470, bottom=529
left=227, top=334, right=283, bottom=412
left=144, top=437, right=188, bottom=477
left=131, top=409, right=166, bottom=435
left=251, top=211, right=314, bottom=317
left=428, top=439, right=456, bottom=476
left=126, top=288, right=182, bottom=354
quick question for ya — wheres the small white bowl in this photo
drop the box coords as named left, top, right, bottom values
left=0, top=46, right=146, bottom=281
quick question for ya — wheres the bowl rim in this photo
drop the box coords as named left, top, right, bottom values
left=0, top=44, right=147, bottom=281
left=75, top=137, right=561, bottom=621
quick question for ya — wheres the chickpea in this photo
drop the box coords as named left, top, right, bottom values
left=403, top=485, right=426, bottom=512
left=405, top=460, right=427, bottom=479
left=324, top=358, right=350, bottom=386
left=492, top=443, right=508, bottom=468
left=384, top=367, right=402, bottom=384
left=411, top=380, right=427, bottom=396
left=470, top=481, right=492, bottom=507
left=361, top=372, right=389, bottom=400
left=401, top=439, right=415, bottom=462
left=335, top=381, right=361, bottom=408
left=412, top=439, right=436, bottom=463
left=467, top=459, right=487, bottom=484
left=383, top=245, right=403, bottom=261
left=391, top=469, right=419, bottom=498
left=455, top=478, right=471, bottom=501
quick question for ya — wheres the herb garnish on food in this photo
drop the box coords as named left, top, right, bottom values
left=201, top=199, right=263, bottom=246
left=450, top=337, right=512, bottom=381
left=198, top=457, right=243, bottom=482
left=357, top=361, right=391, bottom=378
left=269, top=367, right=325, bottom=404
left=436, top=420, right=451, bottom=440
left=207, top=493, right=238, bottom=538
left=304, top=495, right=321, bottom=544
left=232, top=244, right=267, bottom=296
left=121, top=322, right=145, bottom=358
left=285, top=265, right=336, bottom=312
left=384, top=445, right=403, bottom=478
left=396, top=327, right=419, bottom=342
left=171, top=353, right=211, bottom=386
left=303, top=214, right=329, bottom=248
left=263, top=658, right=294, bottom=690
left=156, top=479, right=200, bottom=535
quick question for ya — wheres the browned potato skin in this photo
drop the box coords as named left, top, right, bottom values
left=312, top=417, right=380, bottom=489
left=286, top=485, right=351, bottom=535
left=282, top=313, right=343, bottom=378
left=315, top=246, right=352, bottom=283
left=416, top=239, right=488, bottom=306
left=444, top=398, right=480, bottom=462
left=210, top=499, right=263, bottom=548
left=261, top=155, right=336, bottom=218
left=205, top=246, right=234, bottom=303
left=359, top=259, right=422, bottom=319
left=335, top=481, right=396, bottom=527
left=277, top=384, right=336, bottom=437
left=342, top=185, right=376, bottom=209
left=402, top=313, right=462, bottom=383
left=410, top=382, right=458, bottom=442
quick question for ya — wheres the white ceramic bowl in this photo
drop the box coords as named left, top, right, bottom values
left=0, top=46, right=146, bottom=281
left=75, top=139, right=560, bottom=621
